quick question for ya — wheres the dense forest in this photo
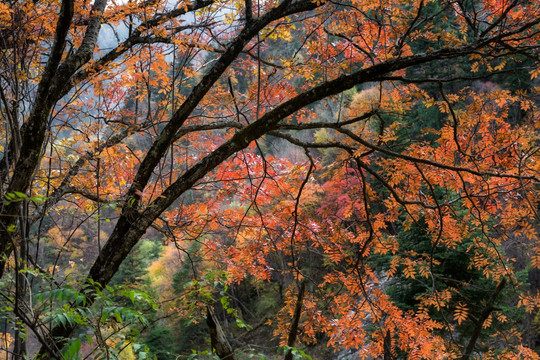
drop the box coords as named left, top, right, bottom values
left=0, top=0, right=539, bottom=358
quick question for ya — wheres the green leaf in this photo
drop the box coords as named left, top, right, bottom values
left=75, top=294, right=86, bottom=306
left=29, top=196, right=45, bottom=204
left=128, top=290, right=135, bottom=304
left=13, top=191, right=26, bottom=199
left=114, top=310, right=122, bottom=323
left=85, top=334, right=92, bottom=346
left=235, top=317, right=251, bottom=330
left=220, top=296, right=229, bottom=309
left=69, top=338, right=81, bottom=358
left=101, top=312, right=109, bottom=323
left=56, top=313, right=67, bottom=328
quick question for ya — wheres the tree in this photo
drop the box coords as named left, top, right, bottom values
left=0, top=0, right=539, bottom=358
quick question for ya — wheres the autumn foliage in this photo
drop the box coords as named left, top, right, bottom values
left=0, top=0, right=539, bottom=358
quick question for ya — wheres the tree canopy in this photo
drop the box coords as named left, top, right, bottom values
left=0, top=0, right=539, bottom=358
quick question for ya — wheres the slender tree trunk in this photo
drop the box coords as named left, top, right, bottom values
left=461, top=279, right=506, bottom=360
left=206, top=306, right=237, bottom=360
left=284, top=280, right=306, bottom=360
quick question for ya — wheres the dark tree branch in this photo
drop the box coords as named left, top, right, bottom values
left=284, top=280, right=306, bottom=360
left=461, top=279, right=507, bottom=360
left=335, top=127, right=538, bottom=182
left=30, top=122, right=149, bottom=225
left=88, top=29, right=539, bottom=287
left=480, top=0, right=520, bottom=38
left=245, top=0, right=253, bottom=23
left=63, top=0, right=215, bottom=97
left=123, top=0, right=323, bottom=213
left=35, top=9, right=540, bottom=356
left=0, top=0, right=75, bottom=276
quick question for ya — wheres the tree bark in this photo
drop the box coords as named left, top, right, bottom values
left=207, top=306, right=237, bottom=360
left=284, top=280, right=306, bottom=360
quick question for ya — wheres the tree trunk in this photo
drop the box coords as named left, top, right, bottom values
left=206, top=306, right=237, bottom=360
left=284, top=280, right=306, bottom=360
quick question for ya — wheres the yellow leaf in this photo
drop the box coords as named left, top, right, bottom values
left=454, top=303, right=468, bottom=325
